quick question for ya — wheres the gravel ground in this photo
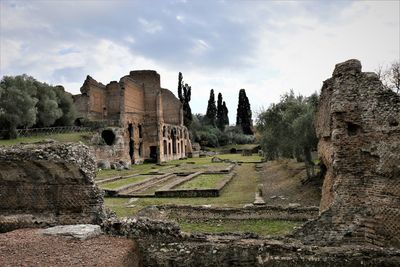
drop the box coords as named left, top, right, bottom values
left=0, top=228, right=139, bottom=267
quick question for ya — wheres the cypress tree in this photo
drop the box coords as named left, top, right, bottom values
left=216, top=92, right=225, bottom=130
left=222, top=101, right=229, bottom=126
left=205, top=89, right=217, bottom=126
left=177, top=72, right=192, bottom=127
left=236, top=89, right=253, bottom=134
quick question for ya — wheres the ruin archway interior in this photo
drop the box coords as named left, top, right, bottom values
left=101, top=130, right=115, bottom=146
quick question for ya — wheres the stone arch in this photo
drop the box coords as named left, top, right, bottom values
left=101, top=129, right=115, bottom=146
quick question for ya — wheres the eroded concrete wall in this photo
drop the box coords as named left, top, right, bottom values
left=296, top=59, right=400, bottom=248
left=0, top=142, right=106, bottom=232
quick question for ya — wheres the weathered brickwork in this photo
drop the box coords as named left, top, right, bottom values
left=295, top=59, right=400, bottom=248
left=74, top=70, right=191, bottom=164
left=0, top=142, right=106, bottom=232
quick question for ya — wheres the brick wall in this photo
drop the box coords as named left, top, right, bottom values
left=295, top=59, right=400, bottom=248
left=0, top=142, right=106, bottom=232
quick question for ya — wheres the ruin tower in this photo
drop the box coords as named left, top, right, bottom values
left=296, top=59, right=400, bottom=248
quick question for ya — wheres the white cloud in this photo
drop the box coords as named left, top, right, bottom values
left=176, top=15, right=185, bottom=23
left=190, top=39, right=211, bottom=55
left=138, top=18, right=163, bottom=34
left=0, top=0, right=398, bottom=124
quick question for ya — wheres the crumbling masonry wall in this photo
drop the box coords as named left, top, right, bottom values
left=74, top=70, right=190, bottom=164
left=0, top=142, right=106, bottom=232
left=296, top=59, right=400, bottom=248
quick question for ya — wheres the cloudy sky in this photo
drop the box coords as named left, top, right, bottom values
left=1, top=0, right=399, bottom=123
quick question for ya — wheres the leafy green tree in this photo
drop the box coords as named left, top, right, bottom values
left=256, top=91, right=318, bottom=178
left=177, top=72, right=192, bottom=127
left=222, top=101, right=229, bottom=126
left=236, top=89, right=253, bottom=134
left=35, top=82, right=63, bottom=127
left=0, top=75, right=38, bottom=139
left=53, top=86, right=77, bottom=126
left=0, top=74, right=78, bottom=139
left=205, top=89, right=217, bottom=126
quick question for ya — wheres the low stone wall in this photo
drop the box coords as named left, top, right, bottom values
left=102, top=218, right=400, bottom=267
left=154, top=172, right=236, bottom=198
left=144, top=204, right=318, bottom=221
left=0, top=142, right=106, bottom=232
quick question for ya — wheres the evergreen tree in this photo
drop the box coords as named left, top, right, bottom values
left=216, top=93, right=229, bottom=131
left=222, top=101, right=229, bottom=126
left=216, top=92, right=224, bottom=130
left=236, top=89, right=253, bottom=134
left=205, top=89, right=217, bottom=126
left=177, top=72, right=192, bottom=127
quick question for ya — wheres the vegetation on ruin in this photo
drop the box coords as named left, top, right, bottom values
left=178, top=219, right=301, bottom=237
left=0, top=132, right=90, bottom=146
left=177, top=174, right=226, bottom=189
left=376, top=60, right=400, bottom=94
left=0, top=74, right=77, bottom=139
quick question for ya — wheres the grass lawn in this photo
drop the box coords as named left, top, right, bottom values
left=100, top=175, right=149, bottom=190
left=0, top=132, right=91, bottom=146
left=205, top=144, right=260, bottom=152
left=177, top=174, right=226, bottom=189
left=104, top=163, right=259, bottom=217
left=179, top=219, right=301, bottom=237
left=138, top=176, right=178, bottom=194
left=96, top=164, right=165, bottom=179
left=217, top=153, right=262, bottom=162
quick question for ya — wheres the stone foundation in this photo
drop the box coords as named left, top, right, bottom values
left=102, top=218, right=400, bottom=267
left=0, top=142, right=106, bottom=232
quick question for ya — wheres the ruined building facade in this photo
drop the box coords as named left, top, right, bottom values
left=74, top=70, right=191, bottom=163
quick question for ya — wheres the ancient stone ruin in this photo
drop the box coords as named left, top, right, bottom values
left=296, top=59, right=400, bottom=248
left=0, top=142, right=106, bottom=232
left=73, top=70, right=191, bottom=164
left=1, top=60, right=399, bottom=266
left=101, top=60, right=400, bottom=266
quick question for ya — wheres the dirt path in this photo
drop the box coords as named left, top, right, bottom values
left=259, top=160, right=321, bottom=207
left=0, top=228, right=139, bottom=267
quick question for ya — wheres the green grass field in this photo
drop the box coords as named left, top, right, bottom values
left=179, top=219, right=301, bottom=237
left=100, top=175, right=149, bottom=190
left=217, top=154, right=262, bottom=162
left=104, top=163, right=259, bottom=216
left=177, top=174, right=226, bottom=189
left=96, top=164, right=159, bottom=179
